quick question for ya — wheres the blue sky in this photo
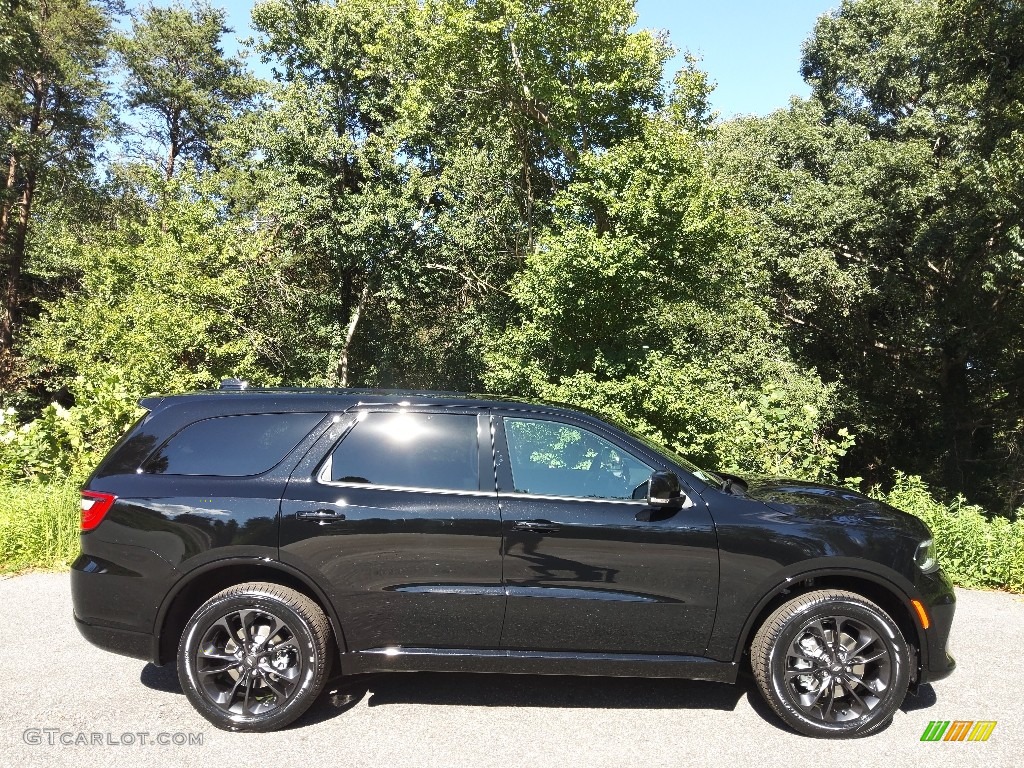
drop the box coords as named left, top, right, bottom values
left=635, top=0, right=839, bottom=117
left=209, top=0, right=840, bottom=118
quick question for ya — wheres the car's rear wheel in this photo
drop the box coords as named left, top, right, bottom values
left=178, top=582, right=332, bottom=732
left=751, top=589, right=911, bottom=738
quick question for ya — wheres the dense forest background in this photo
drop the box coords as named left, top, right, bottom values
left=2, top=0, right=1023, bottom=520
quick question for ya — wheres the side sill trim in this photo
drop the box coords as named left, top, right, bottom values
left=343, top=646, right=737, bottom=683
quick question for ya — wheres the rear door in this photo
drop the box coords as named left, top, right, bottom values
left=279, top=407, right=505, bottom=651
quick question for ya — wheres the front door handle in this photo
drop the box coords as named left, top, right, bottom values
left=296, top=508, right=346, bottom=522
left=511, top=519, right=559, bottom=533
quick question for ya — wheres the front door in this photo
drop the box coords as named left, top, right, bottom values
left=279, top=407, right=504, bottom=652
left=494, top=413, right=719, bottom=656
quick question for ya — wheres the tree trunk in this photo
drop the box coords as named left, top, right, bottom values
left=165, top=130, right=178, bottom=180
left=336, top=282, right=369, bottom=387
left=0, top=156, right=16, bottom=353
left=938, top=341, right=975, bottom=496
left=0, top=155, right=16, bottom=230
left=0, top=75, right=44, bottom=356
left=0, top=171, right=35, bottom=353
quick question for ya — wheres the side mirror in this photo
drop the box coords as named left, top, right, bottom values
left=646, top=470, right=684, bottom=509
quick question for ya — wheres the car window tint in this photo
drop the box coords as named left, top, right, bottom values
left=328, top=412, right=479, bottom=491
left=94, top=413, right=161, bottom=477
left=144, top=413, right=325, bottom=476
left=504, top=417, right=653, bottom=500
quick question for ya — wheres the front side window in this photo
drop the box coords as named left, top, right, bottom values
left=325, top=411, right=479, bottom=491
left=144, top=412, right=325, bottom=476
left=503, top=417, right=653, bottom=500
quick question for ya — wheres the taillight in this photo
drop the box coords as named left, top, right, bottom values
left=80, top=490, right=117, bottom=531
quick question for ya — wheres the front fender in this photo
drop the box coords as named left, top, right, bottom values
left=706, top=559, right=926, bottom=667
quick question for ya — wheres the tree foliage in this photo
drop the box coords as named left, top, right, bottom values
left=114, top=1, right=257, bottom=178
left=223, top=0, right=669, bottom=385
left=27, top=168, right=281, bottom=395
left=2, top=0, right=1024, bottom=519
left=0, top=0, right=110, bottom=358
left=485, top=105, right=852, bottom=480
left=718, top=0, right=1024, bottom=511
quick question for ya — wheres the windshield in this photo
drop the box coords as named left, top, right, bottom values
left=602, top=415, right=724, bottom=488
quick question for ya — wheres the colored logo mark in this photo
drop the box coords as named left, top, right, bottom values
left=920, top=721, right=997, bottom=742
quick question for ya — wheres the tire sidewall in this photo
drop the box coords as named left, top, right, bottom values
left=767, top=597, right=910, bottom=737
left=178, top=590, right=324, bottom=732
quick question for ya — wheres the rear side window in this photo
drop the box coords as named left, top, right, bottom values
left=144, top=413, right=325, bottom=476
left=324, top=412, right=479, bottom=491
left=93, top=412, right=159, bottom=478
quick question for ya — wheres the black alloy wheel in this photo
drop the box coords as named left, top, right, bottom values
left=751, top=589, right=911, bottom=738
left=178, top=582, right=332, bottom=732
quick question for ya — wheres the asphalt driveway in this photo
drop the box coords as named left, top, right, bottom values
left=1, top=572, right=1020, bottom=767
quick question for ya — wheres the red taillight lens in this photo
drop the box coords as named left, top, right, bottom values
left=80, top=490, right=116, bottom=531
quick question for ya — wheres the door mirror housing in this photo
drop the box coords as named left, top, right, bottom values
left=646, top=470, right=684, bottom=509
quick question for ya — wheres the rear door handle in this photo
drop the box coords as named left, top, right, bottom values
left=511, top=519, right=559, bottom=533
left=296, top=509, right=346, bottom=522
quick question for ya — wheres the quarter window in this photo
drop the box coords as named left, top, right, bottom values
left=143, top=413, right=325, bottom=476
left=503, top=417, right=653, bottom=500
left=325, top=412, right=479, bottom=491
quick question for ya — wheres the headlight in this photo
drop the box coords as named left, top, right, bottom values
left=915, top=538, right=937, bottom=572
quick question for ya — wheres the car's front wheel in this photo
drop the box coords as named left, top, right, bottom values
left=177, top=582, right=332, bottom=732
left=751, top=589, right=911, bottom=738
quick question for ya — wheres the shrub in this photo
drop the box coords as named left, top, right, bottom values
left=881, top=473, right=1024, bottom=593
left=0, top=482, right=80, bottom=573
left=0, top=374, right=143, bottom=485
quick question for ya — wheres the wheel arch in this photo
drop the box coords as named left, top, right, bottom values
left=734, top=569, right=926, bottom=678
left=154, top=558, right=347, bottom=666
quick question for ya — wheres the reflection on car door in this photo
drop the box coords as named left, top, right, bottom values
left=494, top=413, right=719, bottom=656
left=279, top=408, right=505, bottom=651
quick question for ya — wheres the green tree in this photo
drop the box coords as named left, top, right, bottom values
left=411, top=0, right=668, bottom=245
left=226, top=0, right=669, bottom=387
left=0, top=0, right=110, bottom=358
left=27, top=168, right=280, bottom=396
left=114, top=1, right=256, bottom=180
left=716, top=0, right=1024, bottom=510
left=487, top=99, right=851, bottom=480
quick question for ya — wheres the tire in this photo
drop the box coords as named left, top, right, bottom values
left=177, top=582, right=332, bottom=732
left=750, top=589, right=911, bottom=738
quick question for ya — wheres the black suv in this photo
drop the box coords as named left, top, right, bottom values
left=72, top=385, right=955, bottom=736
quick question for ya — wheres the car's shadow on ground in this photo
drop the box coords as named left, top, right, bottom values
left=296, top=672, right=754, bottom=728
left=140, top=663, right=182, bottom=693
left=141, top=664, right=751, bottom=725
left=139, top=663, right=938, bottom=733
left=900, top=683, right=937, bottom=712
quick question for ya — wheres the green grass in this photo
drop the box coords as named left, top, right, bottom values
left=0, top=482, right=80, bottom=573
left=882, top=474, right=1024, bottom=594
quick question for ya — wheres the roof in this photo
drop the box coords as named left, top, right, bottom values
left=138, top=387, right=593, bottom=421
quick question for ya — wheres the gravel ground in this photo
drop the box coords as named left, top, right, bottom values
left=0, top=572, right=1020, bottom=768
